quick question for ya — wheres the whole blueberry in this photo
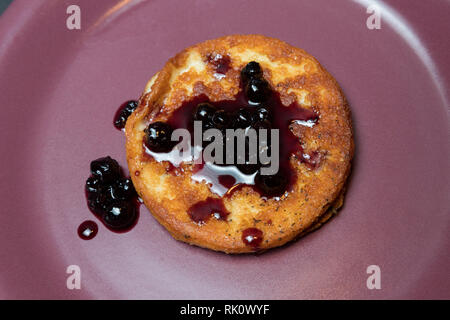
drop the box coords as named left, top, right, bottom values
left=234, top=108, right=253, bottom=129
left=246, top=78, right=270, bottom=105
left=85, top=176, right=101, bottom=194
left=194, top=103, right=217, bottom=123
left=103, top=201, right=137, bottom=230
left=90, top=156, right=121, bottom=182
left=211, top=110, right=230, bottom=129
left=144, top=122, right=174, bottom=153
left=252, top=107, right=271, bottom=123
left=111, top=178, right=136, bottom=200
left=241, top=61, right=263, bottom=83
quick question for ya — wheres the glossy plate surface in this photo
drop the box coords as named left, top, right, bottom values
left=0, top=0, right=448, bottom=299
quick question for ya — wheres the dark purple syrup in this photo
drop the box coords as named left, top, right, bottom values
left=218, top=175, right=236, bottom=189
left=144, top=86, right=319, bottom=199
left=187, top=198, right=230, bottom=224
left=78, top=220, right=98, bottom=240
left=206, top=53, right=231, bottom=76
left=242, top=228, right=263, bottom=248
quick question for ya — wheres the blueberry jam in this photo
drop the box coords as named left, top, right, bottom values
left=78, top=220, right=98, bottom=240
left=206, top=53, right=231, bottom=77
left=114, top=100, right=138, bottom=130
left=242, top=228, right=263, bottom=248
left=142, top=61, right=320, bottom=235
left=241, top=61, right=263, bottom=83
left=144, top=61, right=319, bottom=197
left=84, top=156, right=139, bottom=233
left=187, top=198, right=230, bottom=225
left=144, top=121, right=175, bottom=152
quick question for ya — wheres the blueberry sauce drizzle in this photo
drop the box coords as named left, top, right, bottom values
left=206, top=53, right=231, bottom=78
left=141, top=61, right=321, bottom=246
left=114, top=100, right=138, bottom=130
left=188, top=198, right=230, bottom=225
left=143, top=63, right=320, bottom=199
left=83, top=156, right=140, bottom=236
left=144, top=90, right=319, bottom=199
left=242, top=228, right=263, bottom=248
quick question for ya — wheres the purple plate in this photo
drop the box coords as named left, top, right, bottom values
left=0, top=0, right=448, bottom=299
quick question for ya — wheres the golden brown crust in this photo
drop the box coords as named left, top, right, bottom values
left=125, top=34, right=354, bottom=253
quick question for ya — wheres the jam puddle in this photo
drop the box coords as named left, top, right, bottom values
left=188, top=198, right=230, bottom=225
left=142, top=60, right=322, bottom=247
left=144, top=88, right=320, bottom=200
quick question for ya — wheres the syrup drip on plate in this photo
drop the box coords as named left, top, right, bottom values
left=78, top=220, right=98, bottom=240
